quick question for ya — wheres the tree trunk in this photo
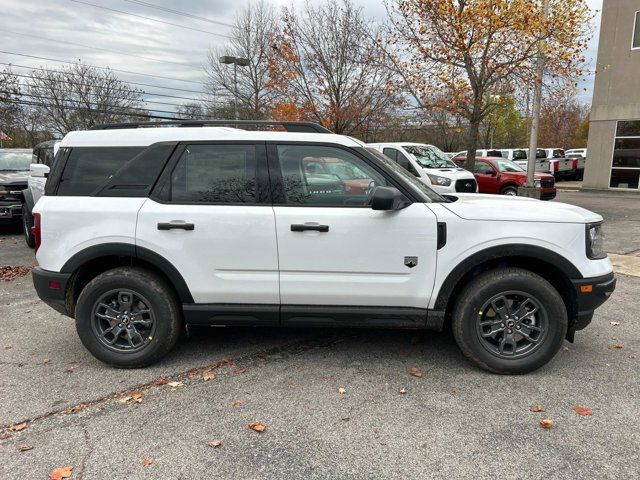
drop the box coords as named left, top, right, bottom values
left=466, top=116, right=481, bottom=172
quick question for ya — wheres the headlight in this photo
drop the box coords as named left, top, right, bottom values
left=585, top=222, right=606, bottom=259
left=427, top=174, right=452, bottom=186
left=534, top=180, right=541, bottom=187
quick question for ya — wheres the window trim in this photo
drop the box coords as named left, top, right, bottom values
left=266, top=141, right=420, bottom=208
left=608, top=119, right=640, bottom=190
left=632, top=11, right=640, bottom=50
left=150, top=141, right=272, bottom=206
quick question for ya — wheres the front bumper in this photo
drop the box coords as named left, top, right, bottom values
left=0, top=201, right=22, bottom=221
left=571, top=272, right=616, bottom=330
left=32, top=267, right=72, bottom=316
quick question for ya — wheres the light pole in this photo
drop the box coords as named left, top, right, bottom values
left=219, top=55, right=250, bottom=121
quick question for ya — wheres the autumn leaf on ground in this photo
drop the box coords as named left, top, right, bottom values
left=48, top=466, right=73, bottom=480
left=612, top=343, right=623, bottom=349
left=399, top=388, right=407, bottom=394
left=203, top=373, right=215, bottom=381
left=141, top=459, right=152, bottom=467
left=539, top=419, right=554, bottom=429
left=131, top=391, right=143, bottom=403
left=287, top=383, right=295, bottom=388
left=0, top=265, right=32, bottom=281
left=232, top=400, right=242, bottom=408
left=249, top=422, right=265, bottom=432
left=154, top=378, right=168, bottom=386
left=235, top=367, right=246, bottom=374
left=574, top=406, right=593, bottom=416
left=43, top=358, right=50, bottom=364
left=610, top=321, right=620, bottom=326
left=187, top=369, right=199, bottom=376
left=208, top=440, right=222, bottom=448
left=409, top=367, right=423, bottom=378
left=338, top=387, right=347, bottom=394
left=3, top=344, right=12, bottom=350
left=9, top=422, right=27, bottom=432
left=530, top=405, right=544, bottom=412
left=168, top=381, right=184, bottom=390
left=64, top=363, right=79, bottom=373
left=18, top=445, right=33, bottom=452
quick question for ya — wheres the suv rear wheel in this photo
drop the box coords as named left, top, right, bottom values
left=452, top=268, right=567, bottom=374
left=22, top=203, right=35, bottom=248
left=75, top=267, right=182, bottom=368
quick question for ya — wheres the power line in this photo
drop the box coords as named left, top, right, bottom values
left=69, top=0, right=232, bottom=39
left=0, top=50, right=203, bottom=85
left=123, top=0, right=235, bottom=28
left=2, top=29, right=201, bottom=69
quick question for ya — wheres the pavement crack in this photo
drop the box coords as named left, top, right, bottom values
left=76, top=425, right=94, bottom=480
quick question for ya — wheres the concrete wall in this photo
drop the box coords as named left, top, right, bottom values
left=585, top=0, right=640, bottom=189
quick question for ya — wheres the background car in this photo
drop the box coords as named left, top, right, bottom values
left=453, top=156, right=556, bottom=200
left=368, top=142, right=478, bottom=193
left=0, top=148, right=32, bottom=224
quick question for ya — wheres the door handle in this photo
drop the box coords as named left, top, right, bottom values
left=291, top=223, right=329, bottom=232
left=157, top=221, right=195, bottom=231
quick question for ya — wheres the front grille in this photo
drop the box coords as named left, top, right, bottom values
left=455, top=179, right=477, bottom=192
left=540, top=178, right=555, bottom=188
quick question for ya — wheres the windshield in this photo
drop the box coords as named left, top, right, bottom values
left=403, top=145, right=459, bottom=169
left=0, top=151, right=32, bottom=171
left=494, top=159, right=525, bottom=173
left=366, top=148, right=444, bottom=202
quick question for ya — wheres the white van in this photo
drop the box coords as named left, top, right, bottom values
left=368, top=143, right=478, bottom=193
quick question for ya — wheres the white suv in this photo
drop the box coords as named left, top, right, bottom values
left=32, top=121, right=616, bottom=374
left=368, top=143, right=478, bottom=194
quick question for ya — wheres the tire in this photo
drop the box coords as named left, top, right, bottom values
left=22, top=203, right=35, bottom=248
left=452, top=268, right=567, bottom=374
left=75, top=267, right=182, bottom=368
left=500, top=185, right=518, bottom=196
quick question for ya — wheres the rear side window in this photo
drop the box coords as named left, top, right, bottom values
left=57, top=147, right=143, bottom=196
left=169, top=144, right=257, bottom=203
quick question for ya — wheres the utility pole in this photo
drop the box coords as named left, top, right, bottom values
left=219, top=56, right=250, bottom=122
left=522, top=0, right=551, bottom=197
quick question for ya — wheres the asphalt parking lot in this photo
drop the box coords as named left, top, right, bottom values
left=0, top=191, right=638, bottom=479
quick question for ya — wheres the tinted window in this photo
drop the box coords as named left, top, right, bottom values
left=58, top=147, right=143, bottom=196
left=383, top=147, right=412, bottom=171
left=474, top=162, right=494, bottom=174
left=170, top=144, right=257, bottom=203
left=552, top=149, right=565, bottom=158
left=612, top=138, right=640, bottom=168
left=616, top=120, right=640, bottom=137
left=277, top=145, right=387, bottom=206
left=512, top=150, right=527, bottom=160
left=486, top=150, right=503, bottom=157
left=634, top=12, right=640, bottom=49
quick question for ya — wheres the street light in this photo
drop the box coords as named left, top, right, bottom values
left=219, top=55, right=250, bottom=121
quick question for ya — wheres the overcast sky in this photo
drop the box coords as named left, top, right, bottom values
left=0, top=0, right=603, bottom=116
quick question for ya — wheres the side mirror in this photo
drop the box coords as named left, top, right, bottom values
left=30, top=163, right=50, bottom=178
left=371, top=186, right=410, bottom=211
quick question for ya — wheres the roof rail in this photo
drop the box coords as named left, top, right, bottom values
left=89, top=120, right=332, bottom=134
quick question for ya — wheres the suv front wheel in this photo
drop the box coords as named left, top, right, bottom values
left=452, top=268, right=567, bottom=374
left=75, top=267, right=182, bottom=368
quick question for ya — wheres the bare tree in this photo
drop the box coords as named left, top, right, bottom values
left=28, top=63, right=143, bottom=135
left=204, top=0, right=277, bottom=119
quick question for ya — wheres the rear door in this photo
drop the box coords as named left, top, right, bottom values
left=268, top=142, right=438, bottom=318
left=136, top=142, right=280, bottom=308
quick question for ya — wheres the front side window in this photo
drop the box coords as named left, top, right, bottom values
left=170, top=144, right=257, bottom=203
left=276, top=145, right=387, bottom=206
left=633, top=11, right=640, bottom=49
left=474, top=162, right=495, bottom=174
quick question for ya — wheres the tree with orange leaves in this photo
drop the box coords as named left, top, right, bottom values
left=386, top=0, right=593, bottom=170
left=269, top=0, right=402, bottom=135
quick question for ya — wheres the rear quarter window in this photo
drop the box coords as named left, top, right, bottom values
left=56, top=147, right=144, bottom=196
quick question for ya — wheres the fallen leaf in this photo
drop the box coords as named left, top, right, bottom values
left=420, top=442, right=428, bottom=449
left=9, top=422, right=27, bottom=432
left=203, top=373, right=215, bottom=381
left=168, top=381, right=184, bottom=390
left=235, top=367, right=246, bottom=374
left=539, top=419, right=554, bottom=429
left=187, top=369, right=199, bottom=376
left=232, top=400, right=242, bottom=408
left=215, top=358, right=234, bottom=368
left=64, top=363, right=79, bottom=373
left=154, top=378, right=168, bottom=386
left=0, top=265, right=32, bottom=282
left=562, top=346, right=570, bottom=351
left=131, top=391, right=143, bottom=403
left=610, top=321, right=620, bottom=326
left=249, top=422, right=265, bottom=432
left=574, top=406, right=593, bottom=416
left=451, top=388, right=459, bottom=396
left=410, top=367, right=423, bottom=378
left=530, top=405, right=544, bottom=412
left=612, top=343, right=623, bottom=349
left=48, top=466, right=73, bottom=480
left=399, top=388, right=407, bottom=394
left=208, top=440, right=222, bottom=448
left=287, top=383, right=295, bottom=388
left=338, top=387, right=347, bottom=394
left=43, top=358, right=50, bottom=364
left=341, top=416, right=350, bottom=422
left=3, top=344, right=12, bottom=350
left=0, top=432, right=11, bottom=440
left=18, top=445, right=33, bottom=452
left=118, top=396, right=132, bottom=404
left=141, top=459, right=152, bottom=467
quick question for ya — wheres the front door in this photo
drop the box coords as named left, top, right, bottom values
left=269, top=143, right=438, bottom=315
left=136, top=142, right=279, bottom=306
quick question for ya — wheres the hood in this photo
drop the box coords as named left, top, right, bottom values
left=0, top=171, right=29, bottom=184
left=423, top=167, right=475, bottom=179
left=442, top=193, right=602, bottom=224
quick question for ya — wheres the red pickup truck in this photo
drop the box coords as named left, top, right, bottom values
left=454, top=156, right=557, bottom=200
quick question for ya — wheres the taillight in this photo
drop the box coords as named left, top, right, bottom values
left=32, top=213, right=41, bottom=253
left=552, top=161, right=558, bottom=172
left=572, top=159, right=578, bottom=170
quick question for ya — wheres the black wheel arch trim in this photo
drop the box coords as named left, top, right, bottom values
left=21, top=188, right=35, bottom=212
left=433, top=244, right=583, bottom=311
left=60, top=243, right=194, bottom=303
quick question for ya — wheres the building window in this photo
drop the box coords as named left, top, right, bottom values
left=634, top=11, right=640, bottom=49
left=610, top=120, right=640, bottom=189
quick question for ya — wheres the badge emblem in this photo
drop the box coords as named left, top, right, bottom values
left=404, top=256, right=418, bottom=268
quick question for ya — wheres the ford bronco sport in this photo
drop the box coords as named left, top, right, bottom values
left=32, top=121, right=616, bottom=374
